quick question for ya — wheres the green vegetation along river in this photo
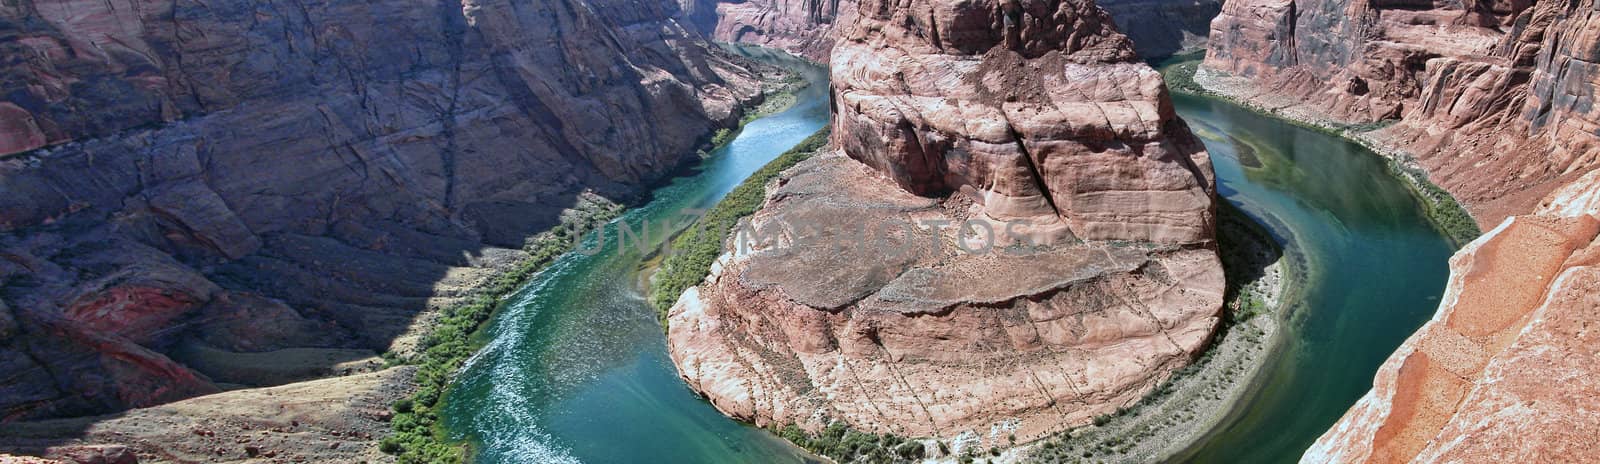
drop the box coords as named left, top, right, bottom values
left=440, top=52, right=1454, bottom=462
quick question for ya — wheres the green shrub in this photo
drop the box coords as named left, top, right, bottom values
left=770, top=420, right=924, bottom=464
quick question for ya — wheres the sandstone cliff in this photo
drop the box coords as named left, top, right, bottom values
left=691, top=0, right=859, bottom=61
left=1303, top=169, right=1600, bottom=464
left=668, top=0, right=1223, bottom=446
left=1202, top=0, right=1600, bottom=225
left=0, top=0, right=767, bottom=427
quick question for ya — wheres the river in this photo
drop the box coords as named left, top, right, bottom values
left=440, top=53, right=1454, bottom=463
left=1168, top=93, right=1454, bottom=461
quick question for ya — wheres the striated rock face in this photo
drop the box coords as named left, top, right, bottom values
left=692, top=0, right=1218, bottom=63
left=669, top=0, right=1222, bottom=444
left=0, top=0, right=768, bottom=422
left=831, top=0, right=1217, bottom=244
left=1202, top=0, right=1600, bottom=226
left=692, top=0, right=859, bottom=62
left=1303, top=170, right=1600, bottom=464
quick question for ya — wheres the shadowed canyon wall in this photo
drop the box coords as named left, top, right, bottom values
left=667, top=0, right=1224, bottom=446
left=0, top=0, right=767, bottom=430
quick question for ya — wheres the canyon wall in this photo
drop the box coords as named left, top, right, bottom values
left=0, top=0, right=767, bottom=427
left=691, top=0, right=859, bottom=61
left=1303, top=169, right=1600, bottom=464
left=1202, top=0, right=1600, bottom=225
left=668, top=0, right=1224, bottom=446
left=692, top=0, right=1217, bottom=63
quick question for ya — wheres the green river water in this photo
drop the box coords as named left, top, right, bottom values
left=441, top=53, right=1455, bottom=463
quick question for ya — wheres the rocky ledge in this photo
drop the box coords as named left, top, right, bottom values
left=1304, top=169, right=1600, bottom=464
left=668, top=0, right=1223, bottom=447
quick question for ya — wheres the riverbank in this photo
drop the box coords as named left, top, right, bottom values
left=375, top=58, right=812, bottom=463
left=1161, top=55, right=1480, bottom=248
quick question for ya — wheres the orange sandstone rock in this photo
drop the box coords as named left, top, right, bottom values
left=1304, top=170, right=1600, bottom=464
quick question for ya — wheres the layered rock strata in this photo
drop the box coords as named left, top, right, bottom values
left=669, top=0, right=1223, bottom=444
left=1202, top=0, right=1600, bottom=225
left=0, top=0, right=767, bottom=425
left=693, top=0, right=859, bottom=61
left=694, top=0, right=1220, bottom=62
left=1304, top=170, right=1600, bottom=464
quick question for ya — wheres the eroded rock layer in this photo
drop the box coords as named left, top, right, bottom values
left=1202, top=0, right=1600, bottom=225
left=0, top=0, right=767, bottom=424
left=691, top=0, right=859, bottom=61
left=1303, top=170, right=1600, bottom=464
left=669, top=0, right=1222, bottom=443
left=693, top=0, right=1219, bottom=62
left=831, top=0, right=1217, bottom=244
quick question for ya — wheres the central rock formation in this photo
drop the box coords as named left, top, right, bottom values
left=668, top=0, right=1223, bottom=444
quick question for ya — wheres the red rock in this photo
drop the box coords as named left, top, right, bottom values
left=1304, top=170, right=1600, bottom=464
left=669, top=0, right=1222, bottom=445
left=831, top=0, right=1216, bottom=244
left=0, top=103, right=46, bottom=154
left=706, top=0, right=857, bottom=62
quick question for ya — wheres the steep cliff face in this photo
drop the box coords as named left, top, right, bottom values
left=690, top=0, right=859, bottom=61
left=1098, top=0, right=1222, bottom=58
left=1202, top=0, right=1600, bottom=225
left=668, top=0, right=1222, bottom=445
left=0, top=0, right=767, bottom=423
left=831, top=0, right=1217, bottom=244
left=1303, top=170, right=1600, bottom=464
